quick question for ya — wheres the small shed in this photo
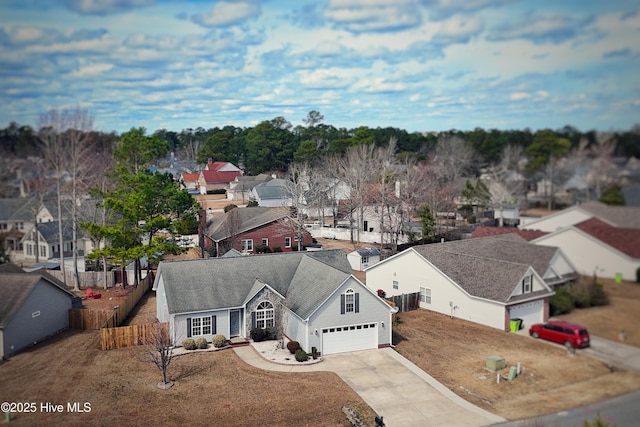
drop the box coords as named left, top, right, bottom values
left=348, top=248, right=381, bottom=271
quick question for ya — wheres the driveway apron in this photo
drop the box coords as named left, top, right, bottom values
left=235, top=346, right=505, bottom=427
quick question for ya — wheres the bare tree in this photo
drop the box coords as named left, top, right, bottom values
left=284, top=162, right=312, bottom=251
left=220, top=207, right=242, bottom=255
left=142, top=320, right=173, bottom=387
left=585, top=133, right=619, bottom=200
left=39, top=107, right=93, bottom=291
left=485, top=144, right=527, bottom=208
left=432, top=135, right=477, bottom=182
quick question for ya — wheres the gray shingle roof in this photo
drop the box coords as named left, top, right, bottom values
left=412, top=236, right=558, bottom=303
left=0, top=197, right=40, bottom=222
left=0, top=271, right=77, bottom=328
left=156, top=250, right=351, bottom=318
left=579, top=201, right=640, bottom=229
left=354, top=248, right=379, bottom=257
left=206, top=207, right=289, bottom=242
left=252, top=179, right=291, bottom=200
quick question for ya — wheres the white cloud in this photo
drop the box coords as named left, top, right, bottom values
left=324, top=0, right=422, bottom=32
left=299, top=69, right=355, bottom=89
left=68, top=63, right=113, bottom=77
left=192, top=1, right=261, bottom=27
left=66, top=0, right=155, bottom=15
left=510, top=92, right=529, bottom=100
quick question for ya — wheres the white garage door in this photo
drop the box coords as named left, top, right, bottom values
left=509, top=300, right=544, bottom=329
left=322, top=323, right=378, bottom=355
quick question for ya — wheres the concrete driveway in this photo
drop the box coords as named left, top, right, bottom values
left=235, top=346, right=505, bottom=427
left=583, top=336, right=640, bottom=372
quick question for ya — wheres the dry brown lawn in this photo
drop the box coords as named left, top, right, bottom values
left=0, top=328, right=376, bottom=426
left=393, top=280, right=640, bottom=421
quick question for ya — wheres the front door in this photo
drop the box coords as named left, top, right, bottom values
left=230, top=310, right=240, bottom=337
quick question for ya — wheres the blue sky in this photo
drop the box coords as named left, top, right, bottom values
left=1, top=0, right=639, bottom=134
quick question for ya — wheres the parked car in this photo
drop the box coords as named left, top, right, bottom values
left=529, top=320, right=590, bottom=349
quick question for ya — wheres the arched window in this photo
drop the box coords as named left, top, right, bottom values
left=255, top=301, right=274, bottom=329
left=344, top=288, right=355, bottom=313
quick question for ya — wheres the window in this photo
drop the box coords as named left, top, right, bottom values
left=26, top=244, right=32, bottom=256
left=254, top=301, right=274, bottom=329
left=285, top=237, right=291, bottom=248
left=522, top=275, right=532, bottom=293
left=420, top=287, right=431, bottom=304
left=40, top=245, right=46, bottom=257
left=188, top=315, right=215, bottom=337
left=340, top=288, right=359, bottom=314
left=361, top=256, right=369, bottom=264
left=393, top=280, right=398, bottom=290
left=241, top=239, right=253, bottom=251
left=261, top=238, right=268, bottom=246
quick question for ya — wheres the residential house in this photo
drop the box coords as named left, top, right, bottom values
left=0, top=269, right=81, bottom=359
left=519, top=200, right=640, bottom=232
left=198, top=161, right=242, bottom=195
left=228, top=174, right=273, bottom=203
left=347, top=248, right=381, bottom=271
left=205, top=207, right=313, bottom=256
left=20, top=220, right=93, bottom=269
left=248, top=178, right=293, bottom=207
left=365, top=236, right=564, bottom=331
left=180, top=173, right=201, bottom=195
left=0, top=197, right=54, bottom=264
left=531, top=218, right=640, bottom=281
left=153, top=250, right=394, bottom=355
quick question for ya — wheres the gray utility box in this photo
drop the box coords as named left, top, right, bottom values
left=486, top=355, right=506, bottom=371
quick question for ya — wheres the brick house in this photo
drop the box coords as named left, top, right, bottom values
left=204, top=207, right=313, bottom=256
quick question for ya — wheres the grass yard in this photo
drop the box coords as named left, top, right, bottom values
left=392, top=279, right=640, bottom=421
left=0, top=328, right=376, bottom=426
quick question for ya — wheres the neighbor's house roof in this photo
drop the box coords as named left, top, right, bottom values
left=206, top=207, right=289, bottom=243
left=22, top=219, right=86, bottom=244
left=182, top=173, right=200, bottom=183
left=251, top=179, right=291, bottom=200
left=154, top=250, right=353, bottom=319
left=471, top=226, right=547, bottom=241
left=351, top=248, right=380, bottom=257
left=578, top=201, right=640, bottom=229
left=410, top=236, right=556, bottom=303
left=0, top=197, right=40, bottom=222
left=0, top=271, right=78, bottom=328
left=622, top=184, right=640, bottom=207
left=200, top=169, right=241, bottom=185
left=574, top=218, right=640, bottom=259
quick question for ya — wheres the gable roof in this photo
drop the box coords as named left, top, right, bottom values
left=351, top=248, right=380, bottom=257
left=182, top=173, right=200, bottom=183
left=252, top=179, right=291, bottom=200
left=0, top=271, right=77, bottom=328
left=0, top=197, right=40, bottom=222
left=200, top=169, right=241, bottom=185
left=206, top=207, right=289, bottom=242
left=578, top=201, right=640, bottom=229
left=409, top=237, right=556, bottom=303
left=471, top=226, right=547, bottom=241
left=155, top=250, right=353, bottom=318
left=574, top=217, right=640, bottom=259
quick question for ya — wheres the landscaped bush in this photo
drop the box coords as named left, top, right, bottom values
left=212, top=335, right=226, bottom=348
left=265, top=326, right=278, bottom=340
left=255, top=244, right=272, bottom=253
left=271, top=246, right=282, bottom=252
left=286, top=340, right=300, bottom=354
left=195, top=337, right=208, bottom=349
left=208, top=188, right=227, bottom=195
left=224, top=204, right=238, bottom=213
left=250, top=328, right=268, bottom=342
left=569, top=278, right=610, bottom=308
left=182, top=338, right=197, bottom=350
left=295, top=348, right=308, bottom=362
left=550, top=287, right=574, bottom=315
left=589, top=281, right=609, bottom=306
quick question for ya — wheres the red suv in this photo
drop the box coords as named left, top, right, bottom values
left=529, top=320, right=590, bottom=349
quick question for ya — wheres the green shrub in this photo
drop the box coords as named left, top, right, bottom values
left=272, top=246, right=282, bottom=252
left=250, top=328, right=268, bottom=342
left=208, top=188, right=227, bottom=195
left=212, top=335, right=226, bottom=348
left=265, top=327, right=278, bottom=340
left=182, top=338, right=197, bottom=350
left=224, top=204, right=238, bottom=213
left=569, top=281, right=592, bottom=308
left=286, top=340, right=300, bottom=354
left=550, top=287, right=575, bottom=315
left=255, top=244, right=272, bottom=253
left=590, top=281, right=609, bottom=306
left=195, top=337, right=208, bottom=349
left=295, top=348, right=308, bottom=362
left=247, top=200, right=259, bottom=207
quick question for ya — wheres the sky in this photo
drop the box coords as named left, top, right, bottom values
left=1, top=0, right=639, bottom=134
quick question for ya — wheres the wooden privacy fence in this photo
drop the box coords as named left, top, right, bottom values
left=100, top=322, right=168, bottom=350
left=69, top=273, right=154, bottom=330
left=389, top=292, right=420, bottom=313
left=48, top=271, right=116, bottom=289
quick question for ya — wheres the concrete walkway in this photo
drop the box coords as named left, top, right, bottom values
left=584, top=336, right=640, bottom=372
left=234, top=345, right=505, bottom=427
